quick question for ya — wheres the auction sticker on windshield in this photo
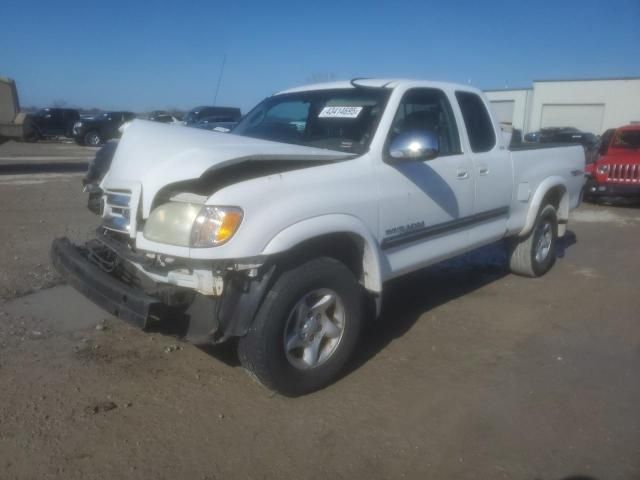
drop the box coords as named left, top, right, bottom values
left=318, top=106, right=363, bottom=118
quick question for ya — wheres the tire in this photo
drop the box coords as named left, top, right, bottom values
left=238, top=257, right=364, bottom=396
left=508, top=204, right=558, bottom=277
left=83, top=130, right=102, bottom=146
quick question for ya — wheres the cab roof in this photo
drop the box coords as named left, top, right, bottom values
left=275, top=78, right=482, bottom=96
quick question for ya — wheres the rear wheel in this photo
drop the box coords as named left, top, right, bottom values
left=83, top=130, right=102, bottom=146
left=508, top=204, right=558, bottom=277
left=238, top=257, right=364, bottom=396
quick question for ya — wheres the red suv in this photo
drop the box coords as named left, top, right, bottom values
left=585, top=125, right=640, bottom=198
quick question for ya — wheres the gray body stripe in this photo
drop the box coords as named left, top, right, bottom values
left=381, top=206, right=509, bottom=250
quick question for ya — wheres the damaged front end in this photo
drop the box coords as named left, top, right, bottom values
left=50, top=229, right=275, bottom=344
left=57, top=120, right=351, bottom=343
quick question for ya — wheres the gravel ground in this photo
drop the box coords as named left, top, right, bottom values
left=0, top=148, right=638, bottom=479
left=0, top=173, right=97, bottom=299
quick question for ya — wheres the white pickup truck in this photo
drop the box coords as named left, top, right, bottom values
left=52, top=79, right=585, bottom=395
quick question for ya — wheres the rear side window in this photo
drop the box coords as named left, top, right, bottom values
left=455, top=91, right=496, bottom=153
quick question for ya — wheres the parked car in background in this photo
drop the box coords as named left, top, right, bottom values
left=525, top=127, right=598, bottom=150
left=30, top=108, right=80, bottom=140
left=524, top=127, right=579, bottom=143
left=149, top=111, right=181, bottom=124
left=72, top=111, right=136, bottom=146
left=526, top=128, right=599, bottom=174
left=193, top=116, right=238, bottom=132
left=183, top=106, right=241, bottom=126
left=540, top=129, right=598, bottom=149
left=52, top=78, right=585, bottom=395
left=585, top=125, right=640, bottom=199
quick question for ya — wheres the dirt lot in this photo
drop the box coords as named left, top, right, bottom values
left=0, top=142, right=639, bottom=479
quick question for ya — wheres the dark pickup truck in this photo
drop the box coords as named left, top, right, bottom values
left=72, top=111, right=136, bottom=146
left=30, top=108, right=80, bottom=140
left=183, top=106, right=241, bottom=126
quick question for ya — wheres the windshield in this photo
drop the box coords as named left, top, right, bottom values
left=612, top=130, right=640, bottom=149
left=233, top=88, right=391, bottom=154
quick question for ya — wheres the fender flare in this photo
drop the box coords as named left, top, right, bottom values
left=519, top=176, right=568, bottom=237
left=261, top=214, right=388, bottom=293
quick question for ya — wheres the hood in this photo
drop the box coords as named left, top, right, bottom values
left=101, top=120, right=352, bottom=217
left=602, top=148, right=640, bottom=164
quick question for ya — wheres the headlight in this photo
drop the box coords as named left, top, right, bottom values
left=143, top=202, right=243, bottom=247
left=74, top=121, right=82, bottom=128
left=190, top=206, right=243, bottom=247
left=597, top=164, right=610, bottom=174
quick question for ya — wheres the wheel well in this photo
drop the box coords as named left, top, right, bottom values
left=276, top=232, right=381, bottom=318
left=542, top=186, right=569, bottom=235
left=279, top=233, right=364, bottom=283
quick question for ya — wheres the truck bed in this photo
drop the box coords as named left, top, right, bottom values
left=506, top=144, right=585, bottom=236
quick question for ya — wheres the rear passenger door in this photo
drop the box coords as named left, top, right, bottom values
left=41, top=109, right=65, bottom=136
left=455, top=91, right=512, bottom=244
left=105, top=113, right=122, bottom=138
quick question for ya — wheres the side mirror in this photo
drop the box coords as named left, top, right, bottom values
left=389, top=130, right=439, bottom=161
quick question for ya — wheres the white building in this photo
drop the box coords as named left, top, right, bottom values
left=485, top=77, right=640, bottom=135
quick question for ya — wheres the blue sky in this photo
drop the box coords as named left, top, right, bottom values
left=2, top=0, right=639, bottom=112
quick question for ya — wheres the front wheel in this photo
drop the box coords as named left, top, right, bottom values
left=238, top=257, right=364, bottom=396
left=508, top=204, right=558, bottom=277
left=83, top=130, right=102, bottom=146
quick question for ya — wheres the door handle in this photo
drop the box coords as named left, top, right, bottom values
left=479, top=166, right=490, bottom=176
left=456, top=168, right=470, bottom=179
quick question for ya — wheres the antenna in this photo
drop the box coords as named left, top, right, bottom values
left=213, top=54, right=227, bottom=106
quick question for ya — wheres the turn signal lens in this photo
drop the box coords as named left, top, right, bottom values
left=190, top=206, right=243, bottom=247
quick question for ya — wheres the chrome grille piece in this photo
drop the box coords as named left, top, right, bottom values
left=608, top=164, right=640, bottom=183
left=103, top=189, right=132, bottom=233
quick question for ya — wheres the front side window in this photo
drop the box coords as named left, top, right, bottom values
left=455, top=91, right=496, bottom=153
left=233, top=88, right=391, bottom=154
left=387, top=88, right=462, bottom=156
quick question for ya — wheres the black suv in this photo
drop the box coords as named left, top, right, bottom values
left=183, top=106, right=241, bottom=126
left=72, top=111, right=136, bottom=146
left=524, top=127, right=598, bottom=149
left=30, top=108, right=80, bottom=140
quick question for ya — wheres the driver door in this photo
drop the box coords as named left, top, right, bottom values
left=376, top=87, right=475, bottom=277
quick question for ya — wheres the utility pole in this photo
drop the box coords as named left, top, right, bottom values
left=213, top=54, right=227, bottom=106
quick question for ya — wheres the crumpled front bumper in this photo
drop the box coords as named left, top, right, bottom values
left=50, top=237, right=275, bottom=344
left=50, top=237, right=163, bottom=329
